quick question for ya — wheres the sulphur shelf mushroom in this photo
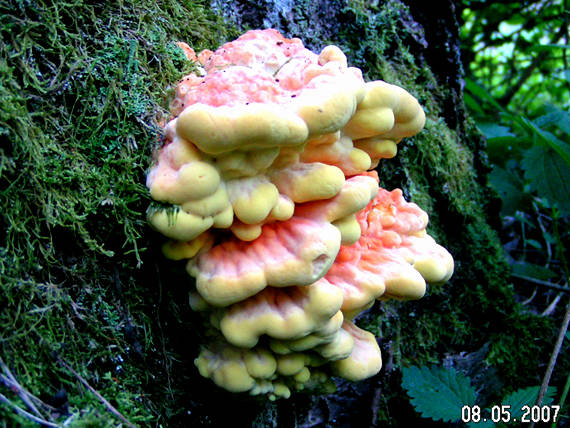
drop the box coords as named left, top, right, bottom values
left=146, top=29, right=453, bottom=398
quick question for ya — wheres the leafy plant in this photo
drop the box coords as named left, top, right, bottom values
left=401, top=365, right=476, bottom=423
left=402, top=365, right=557, bottom=427
left=459, top=7, right=569, bottom=423
left=460, top=0, right=569, bottom=298
left=465, top=78, right=569, bottom=300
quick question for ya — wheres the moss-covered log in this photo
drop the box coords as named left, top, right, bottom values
left=0, top=1, right=560, bottom=426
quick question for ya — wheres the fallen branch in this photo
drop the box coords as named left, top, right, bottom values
left=57, top=358, right=136, bottom=428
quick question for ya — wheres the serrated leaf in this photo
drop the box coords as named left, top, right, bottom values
left=501, top=386, right=556, bottom=420
left=540, top=130, right=570, bottom=164
left=517, top=117, right=570, bottom=165
left=402, top=365, right=477, bottom=423
left=521, top=145, right=570, bottom=215
left=511, top=262, right=556, bottom=280
left=534, top=107, right=570, bottom=135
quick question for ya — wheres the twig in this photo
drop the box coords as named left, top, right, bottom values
left=0, top=357, right=54, bottom=419
left=542, top=294, right=562, bottom=317
left=0, top=374, right=44, bottom=418
left=512, top=273, right=570, bottom=294
left=57, top=358, right=136, bottom=428
left=0, top=392, right=60, bottom=428
left=0, top=366, right=43, bottom=418
left=530, top=300, right=570, bottom=428
left=533, top=202, right=552, bottom=264
left=522, top=287, right=538, bottom=305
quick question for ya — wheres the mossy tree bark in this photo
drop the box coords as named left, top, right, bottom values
left=0, top=1, right=555, bottom=427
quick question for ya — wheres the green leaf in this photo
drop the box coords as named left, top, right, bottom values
left=514, top=211, right=536, bottom=228
left=477, top=123, right=514, bottom=139
left=488, top=166, right=527, bottom=215
left=532, top=44, right=570, bottom=51
left=525, top=239, right=542, bottom=249
left=478, top=122, right=524, bottom=163
left=506, top=15, right=525, bottom=25
left=465, top=78, right=505, bottom=111
left=516, top=116, right=570, bottom=165
left=402, top=365, right=477, bottom=423
left=511, top=262, right=556, bottom=280
left=485, top=136, right=527, bottom=164
left=465, top=93, right=485, bottom=115
left=540, top=130, right=570, bottom=164
left=501, top=386, right=556, bottom=420
left=521, top=145, right=570, bottom=215
left=515, top=212, right=536, bottom=229
left=534, top=107, right=570, bottom=135
left=542, top=230, right=556, bottom=244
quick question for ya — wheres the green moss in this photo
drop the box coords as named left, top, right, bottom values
left=0, top=0, right=240, bottom=425
left=487, top=311, right=554, bottom=389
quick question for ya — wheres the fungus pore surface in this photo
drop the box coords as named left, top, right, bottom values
left=146, top=29, right=454, bottom=399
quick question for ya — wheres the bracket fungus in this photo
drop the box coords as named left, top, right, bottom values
left=146, top=29, right=454, bottom=400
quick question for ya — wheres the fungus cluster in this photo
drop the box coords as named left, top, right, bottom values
left=147, top=29, right=454, bottom=399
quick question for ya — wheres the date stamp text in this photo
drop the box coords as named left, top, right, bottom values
left=461, top=404, right=561, bottom=424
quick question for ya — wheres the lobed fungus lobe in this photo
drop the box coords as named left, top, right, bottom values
left=146, top=29, right=453, bottom=399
